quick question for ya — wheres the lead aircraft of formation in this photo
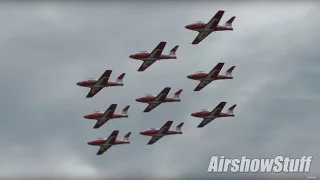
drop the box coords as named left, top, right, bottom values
left=185, top=10, right=236, bottom=44
left=129, top=41, right=179, bottom=72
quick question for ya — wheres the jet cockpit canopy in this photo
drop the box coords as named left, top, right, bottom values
left=86, top=78, right=96, bottom=81
left=196, top=71, right=204, bottom=74
left=195, top=21, right=205, bottom=24
left=145, top=94, right=153, bottom=97
left=140, top=51, right=147, bottom=53
left=201, top=109, right=208, bottom=111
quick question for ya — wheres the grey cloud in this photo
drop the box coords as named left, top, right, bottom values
left=0, top=1, right=319, bottom=179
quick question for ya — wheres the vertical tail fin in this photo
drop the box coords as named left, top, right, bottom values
left=176, top=122, right=184, bottom=132
left=225, top=66, right=235, bottom=76
left=116, top=73, right=126, bottom=83
left=228, top=104, right=237, bottom=114
left=169, top=45, right=179, bottom=56
left=123, top=132, right=131, bottom=141
left=224, top=16, right=236, bottom=28
left=173, top=89, right=183, bottom=99
left=122, top=106, right=130, bottom=115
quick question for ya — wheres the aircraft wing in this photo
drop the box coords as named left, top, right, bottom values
left=193, top=63, right=224, bottom=91
left=193, top=79, right=213, bottom=91
left=93, top=119, right=107, bottom=129
left=206, top=62, right=224, bottom=78
left=96, top=130, right=119, bottom=155
left=86, top=70, right=112, bottom=98
left=86, top=87, right=104, bottom=98
left=137, top=60, right=157, bottom=72
left=95, top=70, right=112, bottom=87
left=143, top=87, right=171, bottom=112
left=147, top=121, right=173, bottom=145
left=149, top=41, right=167, bottom=58
left=93, top=104, right=117, bottom=128
left=101, top=104, right=117, bottom=119
left=158, top=120, right=173, bottom=134
left=204, top=10, right=225, bottom=30
left=154, top=87, right=171, bottom=102
left=147, top=135, right=164, bottom=145
left=191, top=10, right=224, bottom=45
left=137, top=42, right=166, bottom=72
left=191, top=31, right=213, bottom=45
left=105, top=130, right=119, bottom=144
left=143, top=103, right=161, bottom=113
left=197, top=102, right=227, bottom=128
left=96, top=145, right=112, bottom=155
left=207, top=101, right=226, bottom=118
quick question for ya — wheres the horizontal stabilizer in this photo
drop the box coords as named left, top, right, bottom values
left=176, top=122, right=184, bottom=131
left=228, top=104, right=237, bottom=114
left=116, top=73, right=126, bottom=83
left=226, top=66, right=235, bottom=76
left=169, top=45, right=179, bottom=56
left=122, top=106, right=130, bottom=114
left=124, top=132, right=131, bottom=141
left=224, top=16, right=236, bottom=28
left=174, top=89, right=183, bottom=98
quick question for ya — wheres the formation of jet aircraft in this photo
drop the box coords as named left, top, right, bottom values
left=76, top=10, right=237, bottom=155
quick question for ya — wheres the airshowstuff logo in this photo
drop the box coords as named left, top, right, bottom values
left=207, top=156, right=313, bottom=173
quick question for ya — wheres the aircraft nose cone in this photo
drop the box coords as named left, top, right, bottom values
left=191, top=113, right=195, bottom=117
left=187, top=75, right=191, bottom=79
left=76, top=82, right=81, bottom=86
left=84, top=115, right=88, bottom=118
left=185, top=25, right=190, bottom=29
left=87, top=142, right=92, bottom=145
left=135, top=98, right=140, bottom=102
left=129, top=55, right=133, bottom=58
left=139, top=132, right=144, bottom=135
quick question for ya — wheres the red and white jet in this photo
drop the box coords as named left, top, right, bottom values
left=187, top=62, right=235, bottom=91
left=76, top=70, right=126, bottom=98
left=135, top=87, right=183, bottom=112
left=191, top=101, right=237, bottom=128
left=87, top=130, right=131, bottom=155
left=140, top=121, right=184, bottom=145
left=185, top=10, right=236, bottom=44
left=84, top=104, right=130, bottom=129
left=129, top=41, right=179, bottom=72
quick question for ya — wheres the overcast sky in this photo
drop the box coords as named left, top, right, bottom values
left=0, top=1, right=319, bottom=179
